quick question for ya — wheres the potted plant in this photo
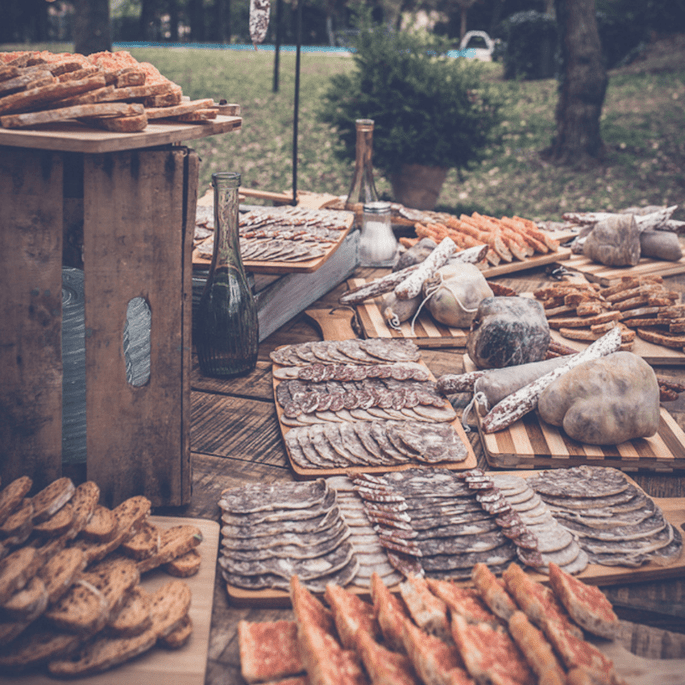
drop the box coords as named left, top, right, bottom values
left=319, top=20, right=504, bottom=210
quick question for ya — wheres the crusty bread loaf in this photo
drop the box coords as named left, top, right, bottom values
left=164, top=548, right=202, bottom=578
left=0, top=546, right=42, bottom=604
left=548, top=562, right=620, bottom=640
left=0, top=476, right=32, bottom=526
left=120, top=520, right=160, bottom=561
left=81, top=504, right=117, bottom=543
left=107, top=584, right=152, bottom=637
left=1, top=574, right=48, bottom=621
left=137, top=524, right=202, bottom=574
left=30, top=477, right=75, bottom=523
left=158, top=613, right=192, bottom=649
left=38, top=546, right=85, bottom=604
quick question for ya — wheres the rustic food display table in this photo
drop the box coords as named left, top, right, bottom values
left=0, top=115, right=241, bottom=508
left=164, top=263, right=685, bottom=685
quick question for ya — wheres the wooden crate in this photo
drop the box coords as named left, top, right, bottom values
left=0, top=144, right=198, bottom=508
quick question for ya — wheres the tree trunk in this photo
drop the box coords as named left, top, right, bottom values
left=140, top=0, right=160, bottom=41
left=188, top=0, right=206, bottom=42
left=546, top=0, right=607, bottom=164
left=73, top=0, right=111, bottom=55
left=168, top=0, right=180, bottom=41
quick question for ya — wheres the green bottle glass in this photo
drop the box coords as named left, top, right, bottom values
left=196, top=172, right=259, bottom=378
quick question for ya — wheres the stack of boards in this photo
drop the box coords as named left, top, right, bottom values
left=0, top=49, right=230, bottom=133
left=0, top=475, right=203, bottom=677
left=219, top=465, right=682, bottom=601
left=271, top=337, right=477, bottom=476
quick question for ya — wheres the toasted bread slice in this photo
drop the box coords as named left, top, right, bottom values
left=64, top=480, right=100, bottom=540
left=120, top=520, right=161, bottom=560
left=471, top=562, right=518, bottom=622
left=44, top=579, right=110, bottom=633
left=107, top=584, right=152, bottom=637
left=158, top=613, right=192, bottom=649
left=0, top=617, right=31, bottom=647
left=1, top=574, right=48, bottom=621
left=401, top=615, right=466, bottom=685
left=137, top=524, right=202, bottom=574
left=426, top=578, right=499, bottom=627
left=354, top=627, right=421, bottom=685
left=81, top=504, right=117, bottom=543
left=0, top=476, right=32, bottom=526
left=289, top=574, right=335, bottom=636
left=148, top=578, right=192, bottom=638
left=0, top=546, right=42, bottom=604
left=450, top=612, right=535, bottom=685
left=507, top=611, right=566, bottom=685
left=0, top=625, right=81, bottom=670
left=47, top=623, right=158, bottom=676
left=82, top=556, right=141, bottom=617
left=548, top=562, right=620, bottom=640
left=370, top=571, right=411, bottom=652
left=325, top=582, right=380, bottom=650
left=33, top=501, right=74, bottom=538
left=38, top=546, right=85, bottom=604
left=30, top=476, right=75, bottom=523
left=164, top=548, right=202, bottom=578
left=0, top=498, right=33, bottom=544
left=399, top=574, right=451, bottom=642
left=238, top=619, right=304, bottom=683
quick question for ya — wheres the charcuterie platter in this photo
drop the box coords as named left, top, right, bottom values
left=270, top=338, right=478, bottom=477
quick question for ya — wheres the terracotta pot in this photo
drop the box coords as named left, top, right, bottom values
left=389, top=163, right=449, bottom=211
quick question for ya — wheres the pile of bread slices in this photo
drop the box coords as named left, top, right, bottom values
left=0, top=475, right=202, bottom=676
left=0, top=49, right=234, bottom=132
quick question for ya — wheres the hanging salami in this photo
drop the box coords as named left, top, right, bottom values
left=249, top=0, right=271, bottom=48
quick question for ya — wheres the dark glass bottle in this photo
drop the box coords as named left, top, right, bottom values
left=196, top=172, right=259, bottom=378
left=344, top=119, right=379, bottom=225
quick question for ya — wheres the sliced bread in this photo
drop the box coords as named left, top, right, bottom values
left=1, top=574, right=48, bottom=621
left=137, top=524, right=203, bottom=574
left=0, top=546, right=42, bottom=604
left=107, top=584, right=152, bottom=637
left=0, top=498, right=34, bottom=545
left=158, top=613, right=192, bottom=649
left=238, top=619, right=304, bottom=684
left=82, top=556, right=141, bottom=617
left=120, top=520, right=161, bottom=560
left=0, top=624, right=82, bottom=670
left=33, top=501, right=75, bottom=538
left=0, top=476, right=32, bottom=526
left=44, top=578, right=110, bottom=634
left=30, top=476, right=75, bottom=523
left=164, top=548, right=202, bottom=578
left=0, top=617, right=32, bottom=647
left=38, top=546, right=86, bottom=604
left=64, top=480, right=100, bottom=540
left=148, top=578, right=192, bottom=638
left=80, top=504, right=117, bottom=543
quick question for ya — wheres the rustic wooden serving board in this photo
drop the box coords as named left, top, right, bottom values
left=560, top=252, right=685, bottom=285
left=272, top=358, right=478, bottom=479
left=481, top=245, right=573, bottom=278
left=224, top=472, right=685, bottom=608
left=0, top=516, right=220, bottom=685
left=478, top=405, right=685, bottom=472
left=193, top=212, right=355, bottom=275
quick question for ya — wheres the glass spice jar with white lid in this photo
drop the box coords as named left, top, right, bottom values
left=359, top=201, right=398, bottom=268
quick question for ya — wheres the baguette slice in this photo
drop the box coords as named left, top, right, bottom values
left=0, top=498, right=33, bottom=544
left=0, top=476, right=32, bottom=526
left=44, top=579, right=110, bottom=634
left=1, top=574, right=48, bottom=621
left=148, top=578, right=192, bottom=638
left=38, top=546, right=86, bottom=604
left=33, top=501, right=74, bottom=537
left=137, top=524, right=203, bottom=574
left=0, top=546, right=42, bottom=604
left=107, top=584, right=152, bottom=637
left=164, top=548, right=202, bottom=578
left=81, top=556, right=141, bottom=617
left=81, top=504, right=117, bottom=543
left=64, top=480, right=100, bottom=540
left=158, top=613, right=192, bottom=649
left=120, top=520, right=161, bottom=560
left=30, top=476, right=75, bottom=523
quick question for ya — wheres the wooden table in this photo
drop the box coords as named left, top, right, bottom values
left=158, top=263, right=685, bottom=684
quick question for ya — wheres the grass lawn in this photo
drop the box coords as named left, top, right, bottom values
left=3, top=39, right=684, bottom=221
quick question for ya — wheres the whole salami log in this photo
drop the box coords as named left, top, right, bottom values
left=394, top=237, right=457, bottom=300
left=249, top=0, right=271, bottom=47
left=479, top=326, right=622, bottom=434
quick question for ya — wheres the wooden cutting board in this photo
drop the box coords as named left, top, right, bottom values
left=1, top=516, right=220, bottom=685
left=560, top=252, right=685, bottom=285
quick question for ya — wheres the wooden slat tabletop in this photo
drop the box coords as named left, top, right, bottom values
left=159, top=262, right=685, bottom=684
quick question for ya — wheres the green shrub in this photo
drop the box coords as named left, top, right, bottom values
left=502, top=11, right=558, bottom=80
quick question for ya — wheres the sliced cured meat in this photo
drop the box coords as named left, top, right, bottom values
left=415, top=530, right=508, bottom=557
left=421, top=543, right=517, bottom=572
left=559, top=511, right=668, bottom=542
left=387, top=422, right=468, bottom=464
left=360, top=338, right=421, bottom=363
left=221, top=507, right=341, bottom=540
left=219, top=479, right=328, bottom=513
left=527, top=465, right=630, bottom=499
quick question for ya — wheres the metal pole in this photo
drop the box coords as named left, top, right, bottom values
left=272, top=0, right=283, bottom=92
left=292, top=0, right=302, bottom=205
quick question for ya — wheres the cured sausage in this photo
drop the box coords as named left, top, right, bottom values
left=249, top=0, right=271, bottom=48
left=394, top=237, right=457, bottom=301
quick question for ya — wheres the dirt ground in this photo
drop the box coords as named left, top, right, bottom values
left=613, top=32, right=685, bottom=74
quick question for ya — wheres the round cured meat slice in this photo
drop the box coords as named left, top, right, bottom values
left=322, top=423, right=365, bottom=465
left=421, top=542, right=517, bottom=572
left=336, top=340, right=378, bottom=364
left=220, top=478, right=328, bottom=513
left=412, top=403, right=457, bottom=423
left=490, top=473, right=529, bottom=496
left=360, top=338, right=421, bottom=363
left=350, top=423, right=390, bottom=464
left=369, top=423, right=410, bottom=464
left=527, top=465, right=630, bottom=499
left=560, top=512, right=668, bottom=542
left=337, top=422, right=376, bottom=465
left=539, top=486, right=645, bottom=513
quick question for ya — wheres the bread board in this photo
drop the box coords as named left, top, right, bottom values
left=560, top=252, right=685, bottom=286
left=0, top=515, right=220, bottom=685
left=193, top=212, right=355, bottom=275
left=224, top=471, right=685, bottom=608
left=481, top=245, right=573, bottom=278
left=272, top=358, right=479, bottom=478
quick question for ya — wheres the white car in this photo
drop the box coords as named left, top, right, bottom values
left=449, top=30, right=496, bottom=61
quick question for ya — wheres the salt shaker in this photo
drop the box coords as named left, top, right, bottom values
left=359, top=201, right=397, bottom=268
